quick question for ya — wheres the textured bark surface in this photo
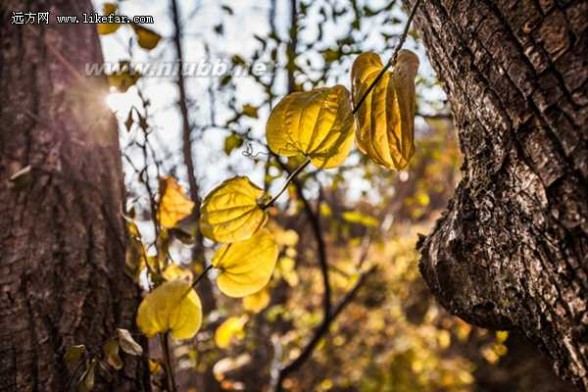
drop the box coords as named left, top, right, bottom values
left=0, top=1, right=147, bottom=390
left=409, top=0, right=588, bottom=389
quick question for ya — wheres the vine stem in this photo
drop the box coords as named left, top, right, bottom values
left=262, top=157, right=311, bottom=209
left=352, top=0, right=421, bottom=114
left=192, top=264, right=214, bottom=289
left=160, top=332, right=177, bottom=392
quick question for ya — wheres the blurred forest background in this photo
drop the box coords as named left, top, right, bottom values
left=31, top=0, right=577, bottom=390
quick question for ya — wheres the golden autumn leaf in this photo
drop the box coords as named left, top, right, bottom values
left=267, top=85, right=356, bottom=169
left=212, top=229, right=279, bottom=297
left=107, top=61, right=140, bottom=93
left=351, top=50, right=419, bottom=170
left=97, top=3, right=121, bottom=35
left=200, top=176, right=269, bottom=243
left=342, top=211, right=378, bottom=227
left=149, top=359, right=162, bottom=374
left=136, top=279, right=202, bottom=340
left=131, top=24, right=162, bottom=50
left=162, top=263, right=194, bottom=282
left=214, top=316, right=248, bottom=349
left=223, top=134, right=244, bottom=155
left=243, top=288, right=271, bottom=313
left=159, top=176, right=195, bottom=229
left=269, top=223, right=299, bottom=247
left=242, top=104, right=259, bottom=118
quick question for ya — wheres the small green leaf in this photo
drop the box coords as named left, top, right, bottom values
left=223, top=134, right=244, bottom=155
left=78, top=359, right=96, bottom=392
left=64, top=345, right=86, bottom=364
left=242, top=104, right=258, bottom=119
left=124, top=109, right=134, bottom=132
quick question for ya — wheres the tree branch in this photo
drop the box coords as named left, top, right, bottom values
left=273, top=155, right=332, bottom=319
left=274, top=266, right=377, bottom=390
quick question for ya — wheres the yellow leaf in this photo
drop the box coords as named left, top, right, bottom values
left=351, top=50, right=419, bottom=170
left=278, top=256, right=299, bottom=287
left=212, top=229, right=279, bottom=297
left=243, top=288, right=271, bottom=313
left=242, top=104, right=258, bottom=118
left=97, top=3, right=121, bottom=35
left=162, top=264, right=194, bottom=282
left=159, top=177, right=195, bottom=229
left=267, top=85, right=356, bottom=169
left=136, top=279, right=202, bottom=340
left=107, top=62, right=140, bottom=93
left=200, top=177, right=269, bottom=243
left=131, top=24, right=162, bottom=50
left=149, top=359, right=162, bottom=374
left=268, top=221, right=299, bottom=247
left=319, top=202, right=332, bottom=217
left=223, top=134, right=244, bottom=155
left=341, top=211, right=378, bottom=227
left=214, top=316, right=248, bottom=349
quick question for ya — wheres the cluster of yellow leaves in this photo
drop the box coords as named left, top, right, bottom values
left=135, top=177, right=279, bottom=341
left=352, top=50, right=420, bottom=169
left=133, top=49, right=419, bottom=347
left=266, top=50, right=419, bottom=171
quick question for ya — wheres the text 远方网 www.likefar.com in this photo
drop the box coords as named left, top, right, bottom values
left=9, top=11, right=154, bottom=25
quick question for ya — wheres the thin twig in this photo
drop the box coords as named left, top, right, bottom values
left=273, top=155, right=332, bottom=318
left=160, top=333, right=177, bottom=392
left=170, top=0, right=216, bottom=315
left=192, top=264, right=214, bottom=289
left=263, top=158, right=311, bottom=209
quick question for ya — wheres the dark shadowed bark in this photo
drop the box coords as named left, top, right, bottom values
left=0, top=1, right=147, bottom=390
left=408, top=0, right=587, bottom=389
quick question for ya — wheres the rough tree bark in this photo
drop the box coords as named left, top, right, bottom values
left=0, top=1, right=147, bottom=390
left=409, top=0, right=587, bottom=389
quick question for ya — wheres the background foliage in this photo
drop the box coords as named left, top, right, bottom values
left=83, top=0, right=517, bottom=390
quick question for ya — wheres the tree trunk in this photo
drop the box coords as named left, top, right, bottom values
left=0, top=1, right=147, bottom=390
left=409, top=0, right=587, bottom=389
